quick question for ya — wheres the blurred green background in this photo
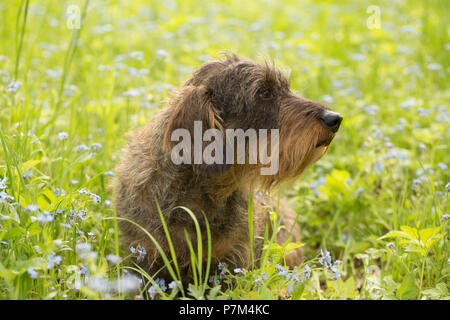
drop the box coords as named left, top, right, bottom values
left=0, top=0, right=448, bottom=300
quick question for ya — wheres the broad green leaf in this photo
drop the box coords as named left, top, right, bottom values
left=284, top=242, right=304, bottom=253
left=396, top=274, right=419, bottom=300
left=419, top=226, right=442, bottom=244
left=27, top=221, right=41, bottom=236
left=400, top=226, right=419, bottom=240
left=379, top=231, right=409, bottom=240
left=291, top=283, right=305, bottom=300
left=3, top=226, right=25, bottom=240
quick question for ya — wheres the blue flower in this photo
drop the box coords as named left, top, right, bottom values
left=136, top=244, right=147, bottom=263
left=54, top=188, right=66, bottom=197
left=356, top=188, right=364, bottom=198
left=90, top=143, right=102, bottom=151
left=387, top=242, right=396, bottom=253
left=103, top=171, right=115, bottom=177
left=437, top=163, right=448, bottom=171
left=80, top=265, right=88, bottom=276
left=58, top=132, right=69, bottom=141
left=234, top=268, right=243, bottom=274
left=372, top=161, right=384, bottom=173
left=75, top=144, right=90, bottom=152
left=148, top=285, right=158, bottom=300
left=445, top=183, right=450, bottom=193
left=47, top=253, right=62, bottom=268
left=7, top=81, right=21, bottom=94
left=168, top=280, right=180, bottom=290
left=318, top=250, right=332, bottom=268
left=286, top=284, right=293, bottom=294
left=0, top=177, right=7, bottom=190
left=26, top=204, right=40, bottom=212
left=364, top=105, right=379, bottom=116
left=330, top=265, right=340, bottom=281
left=262, top=272, right=269, bottom=280
left=22, top=169, right=33, bottom=180
left=106, top=254, right=121, bottom=265
left=155, top=278, right=167, bottom=292
left=27, top=266, right=38, bottom=279
left=300, top=265, right=311, bottom=281
left=253, top=276, right=263, bottom=291
left=218, top=262, right=227, bottom=272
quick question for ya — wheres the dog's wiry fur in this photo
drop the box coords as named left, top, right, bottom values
left=113, top=53, right=340, bottom=284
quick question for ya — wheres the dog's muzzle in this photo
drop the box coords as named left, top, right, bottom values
left=319, top=110, right=343, bottom=133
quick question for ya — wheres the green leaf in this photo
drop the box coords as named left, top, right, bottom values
left=379, top=231, right=409, bottom=240
left=3, top=226, right=25, bottom=240
left=396, top=274, right=419, bottom=300
left=27, top=221, right=41, bottom=236
left=284, top=242, right=304, bottom=253
left=400, top=226, right=419, bottom=240
left=291, top=283, right=305, bottom=300
left=419, top=226, right=442, bottom=244
left=422, top=283, right=449, bottom=300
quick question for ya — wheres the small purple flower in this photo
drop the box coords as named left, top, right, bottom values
left=22, top=169, right=33, bottom=180
left=54, top=188, right=66, bottom=197
left=27, top=266, right=38, bottom=279
left=372, top=161, right=384, bottom=173
left=330, top=265, right=340, bottom=281
left=26, top=204, right=40, bottom=212
left=286, top=284, right=293, bottom=294
left=318, top=250, right=332, bottom=269
left=90, top=143, right=102, bottom=151
left=234, top=268, right=243, bottom=274
left=300, top=265, right=311, bottom=281
left=0, top=177, right=7, bottom=190
left=445, top=183, right=450, bottom=193
left=148, top=285, right=158, bottom=300
left=155, top=278, right=167, bottom=292
left=106, top=254, right=121, bottom=265
left=76, top=243, right=92, bottom=253
left=7, top=81, right=21, bottom=94
left=47, top=253, right=62, bottom=269
left=253, top=276, right=263, bottom=291
left=58, top=132, right=69, bottom=141
left=80, top=265, right=88, bottom=276
left=437, top=163, right=448, bottom=171
left=136, top=244, right=147, bottom=263
left=262, top=272, right=269, bottom=280
left=387, top=242, right=396, bottom=252
left=356, top=188, right=364, bottom=198
left=168, top=280, right=180, bottom=290
left=75, top=144, right=90, bottom=152
left=441, top=214, right=450, bottom=222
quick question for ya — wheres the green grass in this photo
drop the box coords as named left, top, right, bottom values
left=0, top=0, right=449, bottom=300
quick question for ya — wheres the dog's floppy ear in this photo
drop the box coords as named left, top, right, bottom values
left=163, top=86, right=230, bottom=174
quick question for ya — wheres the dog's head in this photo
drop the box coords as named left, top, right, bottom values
left=163, top=53, right=342, bottom=189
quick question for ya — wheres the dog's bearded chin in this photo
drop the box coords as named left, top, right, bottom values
left=311, top=145, right=328, bottom=163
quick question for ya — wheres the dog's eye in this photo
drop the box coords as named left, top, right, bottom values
left=258, top=88, right=274, bottom=100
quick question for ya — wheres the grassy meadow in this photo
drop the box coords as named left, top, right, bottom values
left=0, top=0, right=449, bottom=300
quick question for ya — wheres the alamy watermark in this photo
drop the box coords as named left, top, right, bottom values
left=67, top=5, right=81, bottom=30
left=366, top=5, right=381, bottom=30
left=169, top=121, right=279, bottom=175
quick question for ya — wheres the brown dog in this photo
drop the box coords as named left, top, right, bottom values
left=113, top=53, right=342, bottom=285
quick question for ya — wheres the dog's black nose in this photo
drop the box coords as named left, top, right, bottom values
left=319, top=111, right=342, bottom=133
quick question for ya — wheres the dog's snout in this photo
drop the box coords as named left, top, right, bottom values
left=319, top=111, right=343, bottom=133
